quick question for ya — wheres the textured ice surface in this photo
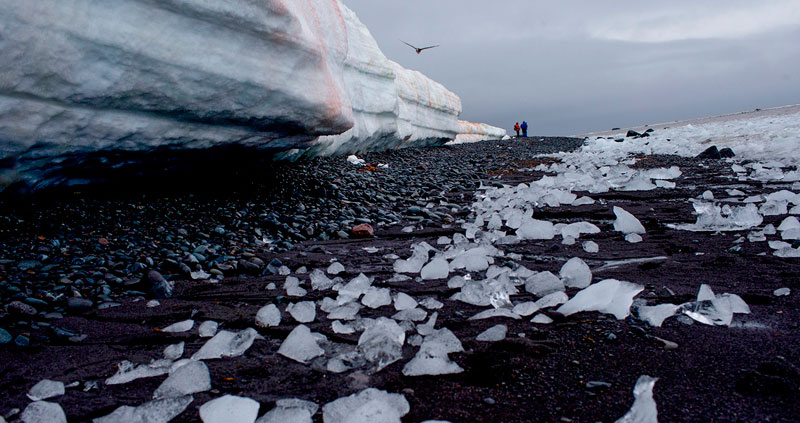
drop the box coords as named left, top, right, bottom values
left=613, top=207, right=646, bottom=234
left=362, top=287, right=392, bottom=308
left=200, top=395, right=260, bottom=423
left=531, top=314, right=554, bottom=324
left=393, top=308, right=428, bottom=322
left=288, top=301, right=316, bottom=323
left=419, top=297, right=444, bottom=310
left=256, top=398, right=318, bottom=423
left=106, top=360, right=171, bottom=385
left=310, top=269, right=337, bottom=291
left=358, top=318, right=406, bottom=372
left=278, top=325, right=324, bottom=364
left=476, top=324, right=508, bottom=342
left=338, top=274, right=372, bottom=304
left=468, top=308, right=521, bottom=320
left=615, top=376, right=659, bottom=423
left=332, top=320, right=356, bottom=334
left=560, top=257, right=592, bottom=289
left=393, top=293, right=418, bottom=311
left=285, top=276, right=308, bottom=297
left=27, top=379, right=65, bottom=401
left=192, top=328, right=258, bottom=360
left=393, top=244, right=429, bottom=274
left=671, top=202, right=763, bottom=232
left=636, top=304, right=680, bottom=327
left=154, top=360, right=211, bottom=399
left=161, top=319, right=194, bottom=333
left=525, top=271, right=565, bottom=297
left=513, top=301, right=540, bottom=317
left=94, top=395, right=194, bottom=423
left=327, top=262, right=345, bottom=275
left=517, top=218, right=556, bottom=240
left=403, top=328, right=464, bottom=376
left=322, top=388, right=409, bottom=423
left=327, top=302, right=362, bottom=320
left=557, top=279, right=644, bottom=319
left=681, top=284, right=750, bottom=326
left=256, top=304, right=282, bottom=328
left=535, top=291, right=570, bottom=310
left=21, top=401, right=67, bottom=423
left=198, top=321, right=219, bottom=338
left=421, top=258, right=450, bottom=280
left=163, top=342, right=185, bottom=361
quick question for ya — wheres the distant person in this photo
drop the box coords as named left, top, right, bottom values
left=514, top=122, right=520, bottom=137
left=521, top=121, right=528, bottom=137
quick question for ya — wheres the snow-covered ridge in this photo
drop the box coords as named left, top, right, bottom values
left=0, top=0, right=484, bottom=187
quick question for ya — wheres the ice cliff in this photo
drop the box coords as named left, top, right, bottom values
left=0, top=0, right=502, bottom=189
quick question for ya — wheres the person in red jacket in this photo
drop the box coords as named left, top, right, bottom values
left=514, top=122, right=520, bottom=137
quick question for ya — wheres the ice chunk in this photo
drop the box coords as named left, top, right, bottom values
left=535, top=291, right=569, bottom=309
left=447, top=275, right=467, bottom=289
left=256, top=399, right=318, bottom=423
left=421, top=258, right=450, bottom=280
left=392, top=308, right=428, bottom=322
left=672, top=202, right=763, bottom=232
left=476, top=324, right=508, bottom=342
left=774, top=287, right=791, bottom=297
left=347, top=155, right=366, bottom=166
left=417, top=312, right=438, bottom=336
left=106, top=360, right=171, bottom=385
left=559, top=257, right=592, bottom=289
left=556, top=279, right=644, bottom=320
left=681, top=285, right=750, bottom=326
left=27, top=379, right=65, bottom=401
left=468, top=308, right=521, bottom=320
left=615, top=376, right=658, bottom=423
left=199, top=395, right=260, bottom=423
left=436, top=236, right=452, bottom=245
left=525, top=271, right=565, bottom=297
left=327, top=262, right=345, bottom=275
left=199, top=321, right=219, bottom=338
left=333, top=320, right=356, bottom=334
left=94, top=395, right=193, bottom=423
left=256, top=304, right=282, bottom=328
left=338, top=273, right=372, bottom=304
left=163, top=342, right=185, bottom=361
left=613, top=207, right=646, bottom=234
left=517, top=218, right=555, bottom=240
left=357, top=318, right=406, bottom=372
left=278, top=325, right=324, bottom=364
left=512, top=301, right=540, bottom=316
left=636, top=304, right=680, bottom=327
left=702, top=190, right=714, bottom=200
left=192, top=328, right=259, bottom=360
left=310, top=269, right=336, bottom=291
left=419, top=297, right=444, bottom=310
left=322, top=388, right=409, bottom=423
left=287, top=301, right=316, bottom=323
left=394, top=293, right=418, bottom=311
left=625, top=233, right=643, bottom=243
left=327, top=302, right=362, bottom=320
left=161, top=319, right=194, bottom=333
left=393, top=244, right=429, bottom=274
left=285, top=276, right=308, bottom=297
left=154, top=360, right=211, bottom=399
left=362, top=287, right=392, bottom=309
left=531, top=314, right=553, bottom=324
left=777, top=216, right=800, bottom=232
left=21, top=401, right=66, bottom=423
left=583, top=241, right=600, bottom=253
left=402, top=328, right=464, bottom=376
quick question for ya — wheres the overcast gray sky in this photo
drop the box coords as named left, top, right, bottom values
left=344, top=0, right=800, bottom=135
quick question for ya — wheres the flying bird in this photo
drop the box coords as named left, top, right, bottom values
left=400, top=40, right=439, bottom=54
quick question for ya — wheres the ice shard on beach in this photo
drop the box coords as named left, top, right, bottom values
left=557, top=279, right=643, bottom=320
left=278, top=325, right=324, bottom=364
left=322, top=388, right=410, bottom=423
left=615, top=376, right=659, bottom=423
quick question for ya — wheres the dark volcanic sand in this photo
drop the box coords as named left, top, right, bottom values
left=1, top=138, right=799, bottom=422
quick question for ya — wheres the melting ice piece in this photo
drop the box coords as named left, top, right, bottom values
left=625, top=233, right=643, bottom=243
left=21, top=401, right=67, bottom=423
left=161, top=319, right=194, bottom=333
left=419, top=297, right=444, bottom=310
left=94, top=395, right=194, bottom=423
left=613, top=207, right=646, bottom=234
left=106, top=360, right=171, bottom=385
left=199, top=321, right=219, bottom=338
left=583, top=241, right=600, bottom=253
left=256, top=398, right=318, bottom=423
left=285, top=276, right=307, bottom=297
left=287, top=301, right=316, bottom=323
left=393, top=244, right=429, bottom=274
left=362, top=287, right=392, bottom=309
left=327, top=262, right=345, bottom=275
left=517, top=218, right=555, bottom=240
left=163, top=342, right=185, bottom=361
left=513, top=301, right=540, bottom=317
left=417, top=312, right=438, bottom=336
left=199, top=395, right=260, bottom=423
left=615, top=375, right=659, bottom=423
left=322, top=388, right=409, bottom=423
left=560, top=257, right=592, bottom=289
left=256, top=304, right=282, bottom=328
left=468, top=308, right=521, bottom=320
left=774, top=287, right=791, bottom=297
left=671, top=202, right=763, bottom=232
left=421, top=258, right=450, bottom=280
left=681, top=284, right=750, bottom=326
left=556, top=279, right=644, bottom=320
left=337, top=273, right=372, bottom=304
left=190, top=270, right=211, bottom=280
left=27, top=379, right=65, bottom=401
left=476, top=324, right=507, bottom=342
left=192, top=328, right=259, bottom=360
left=327, top=302, right=362, bottom=320
left=394, top=293, right=418, bottom=311
left=636, top=304, right=680, bottom=327
left=535, top=291, right=569, bottom=310
left=531, top=314, right=553, bottom=324
left=358, top=317, right=406, bottom=372
left=278, top=325, right=324, bottom=364
left=154, top=360, right=211, bottom=399
left=402, top=328, right=464, bottom=376
left=525, top=271, right=565, bottom=298
left=332, top=320, right=356, bottom=334
left=310, top=269, right=336, bottom=291
left=393, top=308, right=428, bottom=322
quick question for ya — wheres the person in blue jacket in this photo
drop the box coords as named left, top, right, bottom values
left=521, top=121, right=528, bottom=137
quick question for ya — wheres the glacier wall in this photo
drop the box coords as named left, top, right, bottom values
left=0, top=0, right=485, bottom=189
left=452, top=121, right=508, bottom=144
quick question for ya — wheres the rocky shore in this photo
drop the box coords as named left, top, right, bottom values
left=1, top=137, right=799, bottom=422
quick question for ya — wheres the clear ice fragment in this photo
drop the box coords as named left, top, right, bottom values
left=256, top=304, right=282, bottom=327
left=192, top=328, right=259, bottom=360
left=278, top=325, right=324, bottom=364
left=615, top=375, right=658, bottom=423
left=559, top=257, right=592, bottom=288
left=556, top=279, right=643, bottom=320
left=327, top=262, right=345, bottom=275
left=393, top=293, right=418, bottom=311
left=421, top=258, right=450, bottom=280
left=322, top=388, right=409, bottom=423
left=362, top=287, right=392, bottom=309
left=198, top=321, right=219, bottom=338
left=199, top=395, right=260, bottom=423
left=93, top=395, right=193, bottom=423
left=613, top=207, right=646, bottom=234
left=402, top=328, right=464, bottom=376
left=287, top=301, right=316, bottom=323
left=525, top=271, right=565, bottom=297
left=161, top=319, right=194, bottom=333
left=27, top=379, right=65, bottom=401
left=476, top=324, right=507, bottom=342
left=21, top=401, right=66, bottom=423
left=154, top=360, right=211, bottom=399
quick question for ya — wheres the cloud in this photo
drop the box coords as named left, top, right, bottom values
left=589, top=1, right=800, bottom=42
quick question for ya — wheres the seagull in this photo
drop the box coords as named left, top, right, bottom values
left=401, top=40, right=439, bottom=54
